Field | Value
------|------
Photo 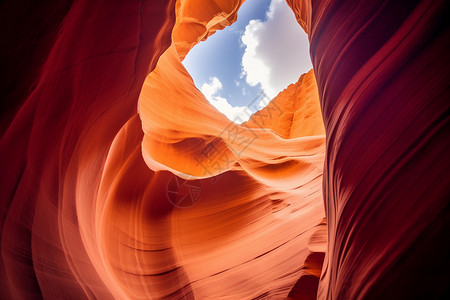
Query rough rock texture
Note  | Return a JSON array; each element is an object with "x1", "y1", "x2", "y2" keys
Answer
[{"x1": 1, "y1": 0, "x2": 449, "y2": 299}]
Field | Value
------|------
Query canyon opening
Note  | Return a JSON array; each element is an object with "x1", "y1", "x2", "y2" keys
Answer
[{"x1": 0, "y1": 0, "x2": 449, "y2": 299}]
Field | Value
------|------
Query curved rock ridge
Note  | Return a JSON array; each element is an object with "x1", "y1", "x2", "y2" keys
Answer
[
  {"x1": 288, "y1": 218, "x2": 327, "y2": 300},
  {"x1": 1, "y1": 0, "x2": 449, "y2": 299},
  {"x1": 1, "y1": 0, "x2": 328, "y2": 298},
  {"x1": 0, "y1": 0, "x2": 177, "y2": 299},
  {"x1": 105, "y1": 0, "x2": 327, "y2": 298},
  {"x1": 245, "y1": 69, "x2": 324, "y2": 139},
  {"x1": 173, "y1": 0, "x2": 245, "y2": 60},
  {"x1": 307, "y1": 0, "x2": 450, "y2": 299},
  {"x1": 139, "y1": 45, "x2": 325, "y2": 184}
]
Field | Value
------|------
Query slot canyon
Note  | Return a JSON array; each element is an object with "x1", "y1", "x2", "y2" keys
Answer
[{"x1": 0, "y1": 0, "x2": 449, "y2": 299}]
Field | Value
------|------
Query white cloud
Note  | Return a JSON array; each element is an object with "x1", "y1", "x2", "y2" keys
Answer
[
  {"x1": 241, "y1": 0, "x2": 312, "y2": 98},
  {"x1": 201, "y1": 76, "x2": 222, "y2": 99},
  {"x1": 259, "y1": 98, "x2": 269, "y2": 108},
  {"x1": 201, "y1": 77, "x2": 252, "y2": 123}
]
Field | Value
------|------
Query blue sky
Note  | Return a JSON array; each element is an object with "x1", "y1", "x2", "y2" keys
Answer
[{"x1": 182, "y1": 0, "x2": 312, "y2": 122}]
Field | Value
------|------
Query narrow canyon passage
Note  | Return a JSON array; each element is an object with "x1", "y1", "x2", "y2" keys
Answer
[
  {"x1": 0, "y1": 0, "x2": 448, "y2": 299},
  {"x1": 101, "y1": 1, "x2": 327, "y2": 298}
]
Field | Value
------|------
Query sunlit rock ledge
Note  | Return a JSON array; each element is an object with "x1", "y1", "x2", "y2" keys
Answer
[{"x1": 0, "y1": 0, "x2": 448, "y2": 299}]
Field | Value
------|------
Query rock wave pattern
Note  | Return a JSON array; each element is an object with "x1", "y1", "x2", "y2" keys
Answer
[{"x1": 0, "y1": 0, "x2": 449, "y2": 299}]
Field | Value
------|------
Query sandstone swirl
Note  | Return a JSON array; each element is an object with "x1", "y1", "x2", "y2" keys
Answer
[
  {"x1": 0, "y1": 0, "x2": 448, "y2": 299},
  {"x1": 308, "y1": 0, "x2": 450, "y2": 298},
  {"x1": 101, "y1": 1, "x2": 327, "y2": 297}
]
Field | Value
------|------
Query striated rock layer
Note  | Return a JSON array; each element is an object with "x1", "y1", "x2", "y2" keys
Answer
[
  {"x1": 0, "y1": 0, "x2": 177, "y2": 299},
  {"x1": 304, "y1": 0, "x2": 450, "y2": 298},
  {"x1": 1, "y1": 0, "x2": 326, "y2": 298},
  {"x1": 1, "y1": 0, "x2": 449, "y2": 299},
  {"x1": 245, "y1": 69, "x2": 324, "y2": 139},
  {"x1": 102, "y1": 0, "x2": 327, "y2": 297}
]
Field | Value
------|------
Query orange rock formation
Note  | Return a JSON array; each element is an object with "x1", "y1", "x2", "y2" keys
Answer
[
  {"x1": 100, "y1": 0, "x2": 327, "y2": 297},
  {"x1": 1, "y1": 0, "x2": 448, "y2": 299}
]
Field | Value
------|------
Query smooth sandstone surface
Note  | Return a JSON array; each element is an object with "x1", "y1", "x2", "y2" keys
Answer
[
  {"x1": 108, "y1": 0, "x2": 327, "y2": 297},
  {"x1": 311, "y1": 0, "x2": 450, "y2": 298},
  {"x1": 0, "y1": 0, "x2": 449, "y2": 299}
]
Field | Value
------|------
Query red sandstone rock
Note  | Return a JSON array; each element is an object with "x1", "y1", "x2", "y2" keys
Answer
[{"x1": 1, "y1": 0, "x2": 449, "y2": 299}]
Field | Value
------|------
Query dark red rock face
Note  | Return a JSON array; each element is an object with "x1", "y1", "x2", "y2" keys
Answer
[
  {"x1": 309, "y1": 0, "x2": 450, "y2": 298},
  {"x1": 0, "y1": 1, "x2": 176, "y2": 298},
  {"x1": 0, "y1": 0, "x2": 449, "y2": 299}
]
